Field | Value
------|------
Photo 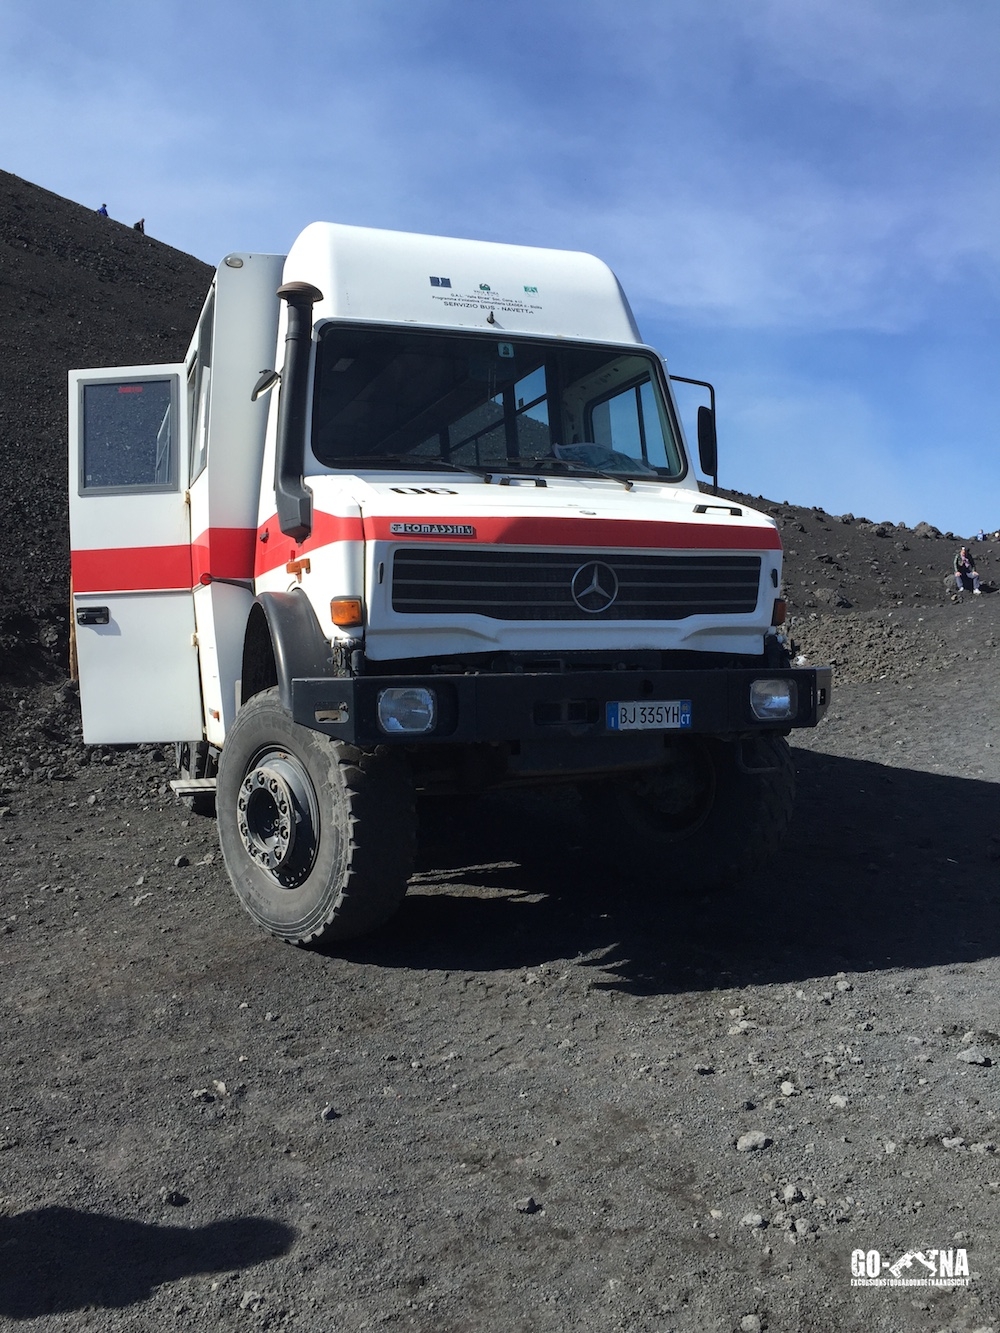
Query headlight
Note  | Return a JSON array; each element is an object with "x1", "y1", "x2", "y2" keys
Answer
[
  {"x1": 749, "y1": 678, "x2": 798, "y2": 721},
  {"x1": 377, "y1": 687, "x2": 437, "y2": 734}
]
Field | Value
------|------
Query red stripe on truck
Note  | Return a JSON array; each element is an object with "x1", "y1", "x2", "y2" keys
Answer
[
  {"x1": 255, "y1": 511, "x2": 365, "y2": 577},
  {"x1": 74, "y1": 529, "x2": 258, "y2": 592},
  {"x1": 71, "y1": 544, "x2": 193, "y2": 593},
  {"x1": 191, "y1": 527, "x2": 258, "y2": 583},
  {"x1": 72, "y1": 511, "x2": 781, "y2": 593}
]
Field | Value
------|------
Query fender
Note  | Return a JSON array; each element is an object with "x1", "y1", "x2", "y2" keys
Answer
[{"x1": 241, "y1": 590, "x2": 334, "y2": 714}]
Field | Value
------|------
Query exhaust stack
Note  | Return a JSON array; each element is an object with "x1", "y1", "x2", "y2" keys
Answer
[{"x1": 274, "y1": 281, "x2": 323, "y2": 541}]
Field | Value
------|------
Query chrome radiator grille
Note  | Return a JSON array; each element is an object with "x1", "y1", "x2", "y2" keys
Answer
[{"x1": 391, "y1": 548, "x2": 762, "y2": 620}]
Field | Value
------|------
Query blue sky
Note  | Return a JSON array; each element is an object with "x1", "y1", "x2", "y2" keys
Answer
[{"x1": 2, "y1": 0, "x2": 998, "y2": 534}]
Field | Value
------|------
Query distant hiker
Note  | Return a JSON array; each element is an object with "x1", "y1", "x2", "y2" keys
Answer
[
  {"x1": 132, "y1": 218, "x2": 144, "y2": 234},
  {"x1": 96, "y1": 203, "x2": 108, "y2": 217},
  {"x1": 978, "y1": 528, "x2": 986, "y2": 542},
  {"x1": 954, "y1": 547, "x2": 982, "y2": 596}
]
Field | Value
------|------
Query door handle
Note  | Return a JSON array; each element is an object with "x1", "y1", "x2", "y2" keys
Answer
[{"x1": 76, "y1": 606, "x2": 110, "y2": 625}]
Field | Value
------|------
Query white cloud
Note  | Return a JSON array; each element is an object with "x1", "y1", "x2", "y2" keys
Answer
[
  {"x1": 3, "y1": 0, "x2": 997, "y2": 332},
  {"x1": 507, "y1": 0, "x2": 1000, "y2": 332}
]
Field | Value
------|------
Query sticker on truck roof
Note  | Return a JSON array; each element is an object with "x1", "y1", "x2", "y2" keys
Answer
[{"x1": 429, "y1": 285, "x2": 543, "y2": 318}]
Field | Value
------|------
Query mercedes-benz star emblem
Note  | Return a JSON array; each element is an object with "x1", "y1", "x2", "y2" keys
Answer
[{"x1": 571, "y1": 560, "x2": 619, "y2": 613}]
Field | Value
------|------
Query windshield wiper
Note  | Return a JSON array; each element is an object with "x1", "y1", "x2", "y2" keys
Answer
[
  {"x1": 327, "y1": 453, "x2": 497, "y2": 482},
  {"x1": 329, "y1": 453, "x2": 578, "y2": 485},
  {"x1": 508, "y1": 456, "x2": 636, "y2": 492},
  {"x1": 326, "y1": 452, "x2": 643, "y2": 491}
]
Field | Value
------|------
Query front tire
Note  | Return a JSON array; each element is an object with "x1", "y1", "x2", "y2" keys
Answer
[
  {"x1": 217, "y1": 689, "x2": 415, "y2": 945},
  {"x1": 581, "y1": 733, "x2": 795, "y2": 890}
]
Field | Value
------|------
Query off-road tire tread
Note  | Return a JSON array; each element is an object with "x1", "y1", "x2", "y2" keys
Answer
[
  {"x1": 217, "y1": 690, "x2": 415, "y2": 946},
  {"x1": 316, "y1": 746, "x2": 416, "y2": 944},
  {"x1": 707, "y1": 732, "x2": 795, "y2": 886},
  {"x1": 583, "y1": 733, "x2": 795, "y2": 892}
]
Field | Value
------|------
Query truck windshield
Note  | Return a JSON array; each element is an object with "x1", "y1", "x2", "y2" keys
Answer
[{"x1": 311, "y1": 325, "x2": 685, "y2": 479}]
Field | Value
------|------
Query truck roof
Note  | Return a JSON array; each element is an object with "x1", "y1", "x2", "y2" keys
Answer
[{"x1": 282, "y1": 221, "x2": 643, "y2": 344}]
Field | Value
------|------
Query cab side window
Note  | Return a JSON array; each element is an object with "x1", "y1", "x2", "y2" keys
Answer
[
  {"x1": 189, "y1": 293, "x2": 214, "y2": 482},
  {"x1": 81, "y1": 379, "x2": 177, "y2": 491},
  {"x1": 588, "y1": 377, "x2": 676, "y2": 471}
]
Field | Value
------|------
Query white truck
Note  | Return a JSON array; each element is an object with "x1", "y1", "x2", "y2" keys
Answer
[{"x1": 69, "y1": 222, "x2": 830, "y2": 946}]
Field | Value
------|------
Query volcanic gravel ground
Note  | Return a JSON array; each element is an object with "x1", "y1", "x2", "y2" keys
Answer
[{"x1": 3, "y1": 171, "x2": 1000, "y2": 1331}]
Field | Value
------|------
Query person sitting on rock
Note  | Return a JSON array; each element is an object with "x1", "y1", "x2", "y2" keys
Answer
[{"x1": 954, "y1": 547, "x2": 982, "y2": 595}]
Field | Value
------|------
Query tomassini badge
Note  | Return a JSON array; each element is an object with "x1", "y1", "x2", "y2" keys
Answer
[
  {"x1": 389, "y1": 522, "x2": 476, "y2": 537},
  {"x1": 571, "y1": 560, "x2": 619, "y2": 613}
]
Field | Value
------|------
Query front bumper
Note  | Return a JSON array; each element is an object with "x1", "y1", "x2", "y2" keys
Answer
[{"x1": 291, "y1": 665, "x2": 831, "y2": 747}]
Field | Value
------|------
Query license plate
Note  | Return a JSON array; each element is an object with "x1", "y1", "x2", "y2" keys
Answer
[{"x1": 606, "y1": 700, "x2": 692, "y2": 731}]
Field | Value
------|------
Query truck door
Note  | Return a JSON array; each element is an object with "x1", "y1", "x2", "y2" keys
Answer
[{"x1": 68, "y1": 364, "x2": 204, "y2": 743}]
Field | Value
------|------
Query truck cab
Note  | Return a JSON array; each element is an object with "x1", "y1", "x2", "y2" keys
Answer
[{"x1": 70, "y1": 222, "x2": 830, "y2": 946}]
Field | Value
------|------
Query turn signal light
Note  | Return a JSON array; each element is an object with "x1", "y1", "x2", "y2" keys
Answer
[
  {"x1": 771, "y1": 599, "x2": 787, "y2": 625},
  {"x1": 330, "y1": 597, "x2": 363, "y2": 628}
]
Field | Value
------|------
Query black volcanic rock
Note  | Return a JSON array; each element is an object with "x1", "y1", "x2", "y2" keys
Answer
[
  {"x1": 0, "y1": 169, "x2": 212, "y2": 681},
  {"x1": 720, "y1": 489, "x2": 998, "y2": 682}
]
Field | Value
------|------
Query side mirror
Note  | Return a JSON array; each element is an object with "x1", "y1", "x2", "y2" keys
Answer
[
  {"x1": 251, "y1": 368, "x2": 280, "y2": 402},
  {"x1": 697, "y1": 404, "x2": 717, "y2": 481},
  {"x1": 669, "y1": 372, "x2": 719, "y2": 490}
]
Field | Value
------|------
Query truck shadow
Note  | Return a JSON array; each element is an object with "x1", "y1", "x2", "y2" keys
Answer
[
  {"x1": 339, "y1": 751, "x2": 1000, "y2": 993},
  {"x1": 0, "y1": 1208, "x2": 295, "y2": 1318}
]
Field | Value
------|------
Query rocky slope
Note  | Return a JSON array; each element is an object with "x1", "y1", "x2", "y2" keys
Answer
[
  {"x1": 0, "y1": 169, "x2": 211, "y2": 680},
  {"x1": 732, "y1": 493, "x2": 996, "y2": 685}
]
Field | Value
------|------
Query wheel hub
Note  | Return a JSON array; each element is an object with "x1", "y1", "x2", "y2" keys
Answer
[{"x1": 237, "y1": 764, "x2": 300, "y2": 871}]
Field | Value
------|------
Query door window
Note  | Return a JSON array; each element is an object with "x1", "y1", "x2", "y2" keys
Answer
[{"x1": 80, "y1": 378, "x2": 177, "y2": 492}]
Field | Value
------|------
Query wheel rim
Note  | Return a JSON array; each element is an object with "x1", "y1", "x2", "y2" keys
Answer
[{"x1": 237, "y1": 749, "x2": 320, "y2": 887}]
